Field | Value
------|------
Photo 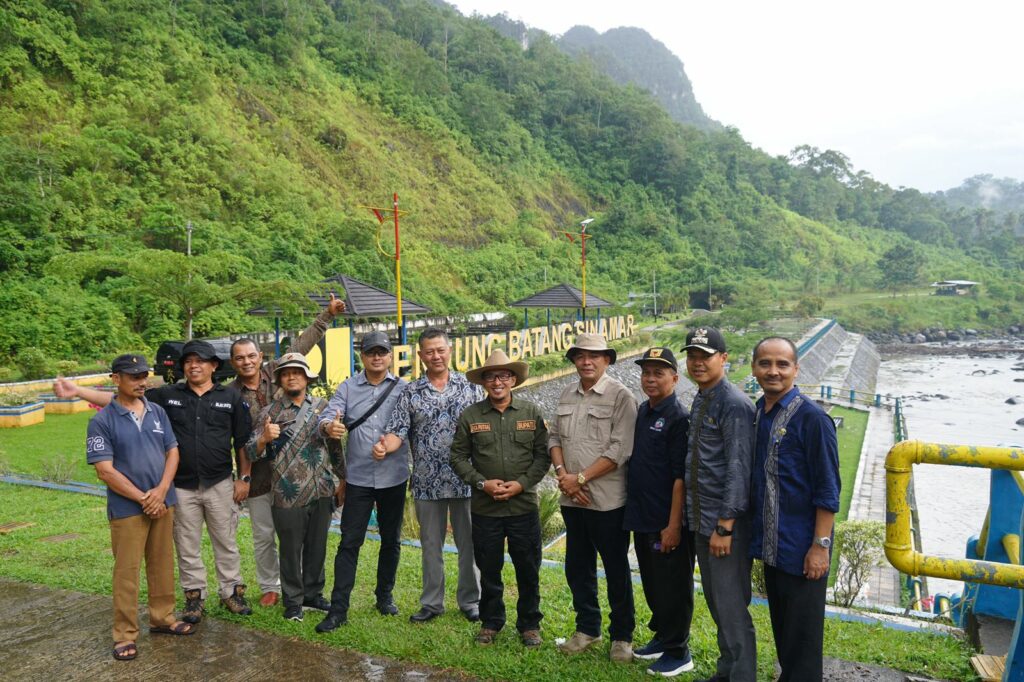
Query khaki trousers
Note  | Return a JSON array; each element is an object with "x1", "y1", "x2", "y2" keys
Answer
[
  {"x1": 109, "y1": 508, "x2": 176, "y2": 643},
  {"x1": 173, "y1": 477, "x2": 243, "y2": 599}
]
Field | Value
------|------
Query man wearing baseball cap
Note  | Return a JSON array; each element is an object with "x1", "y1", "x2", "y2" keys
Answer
[
  {"x1": 625, "y1": 347, "x2": 695, "y2": 676},
  {"x1": 682, "y1": 327, "x2": 757, "y2": 682},
  {"x1": 87, "y1": 354, "x2": 193, "y2": 661},
  {"x1": 316, "y1": 330, "x2": 410, "y2": 632},
  {"x1": 58, "y1": 339, "x2": 254, "y2": 622},
  {"x1": 549, "y1": 332, "x2": 638, "y2": 662},
  {"x1": 245, "y1": 353, "x2": 345, "y2": 622},
  {"x1": 450, "y1": 350, "x2": 550, "y2": 648}
]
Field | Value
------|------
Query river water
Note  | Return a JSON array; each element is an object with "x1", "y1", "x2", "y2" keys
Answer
[{"x1": 877, "y1": 343, "x2": 1024, "y2": 596}]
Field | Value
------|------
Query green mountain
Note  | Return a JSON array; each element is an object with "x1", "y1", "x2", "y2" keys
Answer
[{"x1": 1, "y1": 0, "x2": 1021, "y2": 367}]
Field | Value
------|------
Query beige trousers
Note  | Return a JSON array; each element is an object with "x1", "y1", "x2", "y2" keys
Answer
[
  {"x1": 173, "y1": 477, "x2": 243, "y2": 599},
  {"x1": 109, "y1": 508, "x2": 176, "y2": 643}
]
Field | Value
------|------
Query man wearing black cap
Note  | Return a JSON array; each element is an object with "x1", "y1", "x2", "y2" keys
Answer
[
  {"x1": 682, "y1": 327, "x2": 757, "y2": 682},
  {"x1": 87, "y1": 354, "x2": 193, "y2": 661},
  {"x1": 58, "y1": 339, "x2": 254, "y2": 622},
  {"x1": 245, "y1": 353, "x2": 346, "y2": 622},
  {"x1": 228, "y1": 293, "x2": 346, "y2": 609},
  {"x1": 625, "y1": 347, "x2": 695, "y2": 677},
  {"x1": 315, "y1": 330, "x2": 410, "y2": 632}
]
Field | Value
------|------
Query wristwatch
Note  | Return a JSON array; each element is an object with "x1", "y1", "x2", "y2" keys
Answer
[
  {"x1": 714, "y1": 524, "x2": 733, "y2": 537},
  {"x1": 240, "y1": 474, "x2": 252, "y2": 484},
  {"x1": 577, "y1": 472, "x2": 587, "y2": 486},
  {"x1": 476, "y1": 480, "x2": 486, "y2": 491},
  {"x1": 814, "y1": 536, "x2": 832, "y2": 549}
]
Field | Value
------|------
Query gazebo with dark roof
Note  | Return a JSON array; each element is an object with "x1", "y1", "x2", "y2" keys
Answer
[{"x1": 509, "y1": 283, "x2": 615, "y2": 327}]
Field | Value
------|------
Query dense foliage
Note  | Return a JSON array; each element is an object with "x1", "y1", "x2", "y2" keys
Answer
[{"x1": 1, "y1": 0, "x2": 1022, "y2": 364}]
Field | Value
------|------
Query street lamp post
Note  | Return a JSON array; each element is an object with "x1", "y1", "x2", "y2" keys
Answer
[{"x1": 565, "y1": 218, "x2": 594, "y2": 321}]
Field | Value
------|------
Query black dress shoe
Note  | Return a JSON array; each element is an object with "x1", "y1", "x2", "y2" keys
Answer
[
  {"x1": 375, "y1": 600, "x2": 399, "y2": 616},
  {"x1": 462, "y1": 607, "x2": 480, "y2": 622},
  {"x1": 303, "y1": 596, "x2": 331, "y2": 611},
  {"x1": 315, "y1": 612, "x2": 347, "y2": 633},
  {"x1": 409, "y1": 607, "x2": 441, "y2": 623}
]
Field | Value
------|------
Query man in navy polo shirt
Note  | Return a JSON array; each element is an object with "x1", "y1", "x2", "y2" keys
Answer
[
  {"x1": 625, "y1": 347, "x2": 694, "y2": 677},
  {"x1": 750, "y1": 337, "x2": 840, "y2": 681},
  {"x1": 59, "y1": 339, "x2": 253, "y2": 622},
  {"x1": 87, "y1": 354, "x2": 193, "y2": 662}
]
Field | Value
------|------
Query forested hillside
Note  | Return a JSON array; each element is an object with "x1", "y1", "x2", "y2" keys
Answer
[{"x1": 1, "y1": 0, "x2": 1022, "y2": 366}]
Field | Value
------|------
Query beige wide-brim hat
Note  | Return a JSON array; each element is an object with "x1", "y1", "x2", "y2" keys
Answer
[
  {"x1": 565, "y1": 332, "x2": 617, "y2": 364},
  {"x1": 466, "y1": 349, "x2": 529, "y2": 386},
  {"x1": 273, "y1": 352, "x2": 319, "y2": 381}
]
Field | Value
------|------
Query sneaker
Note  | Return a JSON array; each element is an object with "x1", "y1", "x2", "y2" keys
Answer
[
  {"x1": 302, "y1": 595, "x2": 331, "y2": 611},
  {"x1": 474, "y1": 627, "x2": 499, "y2": 645},
  {"x1": 375, "y1": 599, "x2": 399, "y2": 616},
  {"x1": 221, "y1": 584, "x2": 253, "y2": 616},
  {"x1": 283, "y1": 606, "x2": 304, "y2": 622},
  {"x1": 610, "y1": 640, "x2": 633, "y2": 663},
  {"x1": 182, "y1": 589, "x2": 205, "y2": 624},
  {"x1": 259, "y1": 592, "x2": 280, "y2": 607},
  {"x1": 558, "y1": 631, "x2": 602, "y2": 654},
  {"x1": 634, "y1": 638, "x2": 666, "y2": 660},
  {"x1": 647, "y1": 652, "x2": 695, "y2": 677},
  {"x1": 520, "y1": 629, "x2": 542, "y2": 648}
]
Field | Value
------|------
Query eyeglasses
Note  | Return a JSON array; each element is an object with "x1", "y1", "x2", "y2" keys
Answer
[
  {"x1": 482, "y1": 373, "x2": 515, "y2": 383},
  {"x1": 362, "y1": 348, "x2": 391, "y2": 357}
]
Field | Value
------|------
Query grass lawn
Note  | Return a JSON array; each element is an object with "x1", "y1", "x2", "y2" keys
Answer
[
  {"x1": 832, "y1": 406, "x2": 868, "y2": 523},
  {"x1": 0, "y1": 411, "x2": 96, "y2": 482},
  {"x1": 0, "y1": 484, "x2": 976, "y2": 681}
]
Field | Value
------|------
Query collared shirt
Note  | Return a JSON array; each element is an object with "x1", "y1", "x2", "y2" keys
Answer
[
  {"x1": 246, "y1": 395, "x2": 344, "y2": 508},
  {"x1": 749, "y1": 387, "x2": 841, "y2": 576},
  {"x1": 145, "y1": 382, "x2": 251, "y2": 490},
  {"x1": 86, "y1": 397, "x2": 178, "y2": 520},
  {"x1": 320, "y1": 371, "x2": 409, "y2": 489},
  {"x1": 450, "y1": 396, "x2": 550, "y2": 517},
  {"x1": 624, "y1": 395, "x2": 689, "y2": 533},
  {"x1": 229, "y1": 309, "x2": 334, "y2": 497},
  {"x1": 384, "y1": 371, "x2": 484, "y2": 500},
  {"x1": 685, "y1": 377, "x2": 756, "y2": 536},
  {"x1": 548, "y1": 373, "x2": 637, "y2": 512}
]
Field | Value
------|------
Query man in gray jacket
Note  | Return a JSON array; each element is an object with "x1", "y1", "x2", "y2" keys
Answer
[{"x1": 683, "y1": 327, "x2": 757, "y2": 682}]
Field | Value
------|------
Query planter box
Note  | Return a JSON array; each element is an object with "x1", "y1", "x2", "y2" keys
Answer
[
  {"x1": 0, "y1": 401, "x2": 45, "y2": 428},
  {"x1": 39, "y1": 394, "x2": 93, "y2": 415}
]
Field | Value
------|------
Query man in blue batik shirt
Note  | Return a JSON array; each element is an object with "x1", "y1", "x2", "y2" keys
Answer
[
  {"x1": 749, "y1": 337, "x2": 841, "y2": 682},
  {"x1": 375, "y1": 328, "x2": 483, "y2": 623}
]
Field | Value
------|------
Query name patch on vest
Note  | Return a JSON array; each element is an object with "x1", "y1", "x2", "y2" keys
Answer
[
  {"x1": 516, "y1": 420, "x2": 536, "y2": 431},
  {"x1": 470, "y1": 423, "x2": 491, "y2": 433}
]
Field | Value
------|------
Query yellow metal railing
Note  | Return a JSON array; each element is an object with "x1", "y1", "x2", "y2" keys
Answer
[{"x1": 885, "y1": 440, "x2": 1024, "y2": 588}]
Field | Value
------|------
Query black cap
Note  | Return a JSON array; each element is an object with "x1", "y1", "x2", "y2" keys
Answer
[
  {"x1": 179, "y1": 339, "x2": 221, "y2": 368},
  {"x1": 634, "y1": 347, "x2": 678, "y2": 371},
  {"x1": 681, "y1": 327, "x2": 727, "y2": 355},
  {"x1": 111, "y1": 354, "x2": 151, "y2": 375},
  {"x1": 360, "y1": 330, "x2": 392, "y2": 353}
]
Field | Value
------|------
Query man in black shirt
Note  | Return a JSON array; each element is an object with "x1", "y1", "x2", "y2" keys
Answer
[{"x1": 57, "y1": 340, "x2": 254, "y2": 623}]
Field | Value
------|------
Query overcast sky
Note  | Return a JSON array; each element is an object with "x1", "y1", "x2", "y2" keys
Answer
[{"x1": 452, "y1": 0, "x2": 1024, "y2": 193}]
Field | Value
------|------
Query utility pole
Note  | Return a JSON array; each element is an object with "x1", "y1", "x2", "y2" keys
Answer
[{"x1": 186, "y1": 220, "x2": 193, "y2": 340}]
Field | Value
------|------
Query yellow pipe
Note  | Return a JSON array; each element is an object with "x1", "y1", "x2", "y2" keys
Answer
[
  {"x1": 1004, "y1": 534, "x2": 1021, "y2": 565},
  {"x1": 885, "y1": 440, "x2": 1024, "y2": 588}
]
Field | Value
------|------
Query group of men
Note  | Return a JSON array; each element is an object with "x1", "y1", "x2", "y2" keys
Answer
[{"x1": 73, "y1": 312, "x2": 840, "y2": 681}]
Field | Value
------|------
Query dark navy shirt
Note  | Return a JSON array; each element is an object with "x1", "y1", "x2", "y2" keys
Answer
[
  {"x1": 145, "y1": 383, "x2": 251, "y2": 490},
  {"x1": 624, "y1": 395, "x2": 689, "y2": 533},
  {"x1": 749, "y1": 387, "x2": 841, "y2": 576},
  {"x1": 86, "y1": 398, "x2": 178, "y2": 520}
]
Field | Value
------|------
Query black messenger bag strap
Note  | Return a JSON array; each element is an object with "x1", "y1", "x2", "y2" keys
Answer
[{"x1": 343, "y1": 379, "x2": 398, "y2": 433}]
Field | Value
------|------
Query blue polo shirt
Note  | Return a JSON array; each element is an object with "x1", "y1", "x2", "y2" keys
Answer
[
  {"x1": 86, "y1": 397, "x2": 178, "y2": 520},
  {"x1": 749, "y1": 387, "x2": 841, "y2": 576},
  {"x1": 624, "y1": 395, "x2": 689, "y2": 533}
]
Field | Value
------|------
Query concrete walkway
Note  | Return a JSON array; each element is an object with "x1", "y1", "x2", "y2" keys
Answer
[
  {"x1": 848, "y1": 405, "x2": 903, "y2": 606},
  {"x1": 0, "y1": 579, "x2": 469, "y2": 681}
]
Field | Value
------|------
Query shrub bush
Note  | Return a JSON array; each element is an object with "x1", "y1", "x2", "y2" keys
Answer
[
  {"x1": 832, "y1": 519, "x2": 886, "y2": 607},
  {"x1": 15, "y1": 347, "x2": 51, "y2": 381}
]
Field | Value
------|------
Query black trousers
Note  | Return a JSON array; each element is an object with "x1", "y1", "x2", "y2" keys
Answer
[
  {"x1": 271, "y1": 496, "x2": 333, "y2": 609},
  {"x1": 764, "y1": 563, "x2": 827, "y2": 681},
  {"x1": 327, "y1": 481, "x2": 406, "y2": 616},
  {"x1": 634, "y1": 529, "x2": 695, "y2": 658},
  {"x1": 472, "y1": 511, "x2": 542, "y2": 632},
  {"x1": 561, "y1": 505, "x2": 635, "y2": 641}
]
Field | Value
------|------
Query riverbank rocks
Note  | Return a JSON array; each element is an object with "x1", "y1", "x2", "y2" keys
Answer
[
  {"x1": 1007, "y1": 397, "x2": 1022, "y2": 405},
  {"x1": 1016, "y1": 417, "x2": 1024, "y2": 426}
]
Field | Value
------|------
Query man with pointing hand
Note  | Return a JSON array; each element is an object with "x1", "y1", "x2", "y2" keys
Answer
[{"x1": 316, "y1": 331, "x2": 409, "y2": 632}]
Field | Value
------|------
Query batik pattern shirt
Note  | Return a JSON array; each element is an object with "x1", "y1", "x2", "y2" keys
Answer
[{"x1": 384, "y1": 371, "x2": 484, "y2": 500}]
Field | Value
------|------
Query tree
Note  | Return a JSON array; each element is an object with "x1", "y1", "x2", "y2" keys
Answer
[{"x1": 878, "y1": 243, "x2": 925, "y2": 297}]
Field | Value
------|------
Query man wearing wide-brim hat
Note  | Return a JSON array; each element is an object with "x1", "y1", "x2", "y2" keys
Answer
[
  {"x1": 450, "y1": 350, "x2": 550, "y2": 648},
  {"x1": 548, "y1": 332, "x2": 638, "y2": 662},
  {"x1": 245, "y1": 352, "x2": 345, "y2": 622}
]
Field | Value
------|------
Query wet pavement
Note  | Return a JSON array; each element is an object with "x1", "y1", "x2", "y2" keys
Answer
[{"x1": 0, "y1": 579, "x2": 472, "y2": 681}]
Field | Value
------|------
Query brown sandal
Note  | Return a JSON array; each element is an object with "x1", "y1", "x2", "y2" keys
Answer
[
  {"x1": 113, "y1": 642, "x2": 137, "y2": 660},
  {"x1": 149, "y1": 621, "x2": 196, "y2": 636}
]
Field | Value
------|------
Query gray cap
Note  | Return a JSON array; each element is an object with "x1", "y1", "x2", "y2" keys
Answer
[{"x1": 360, "y1": 330, "x2": 392, "y2": 353}]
